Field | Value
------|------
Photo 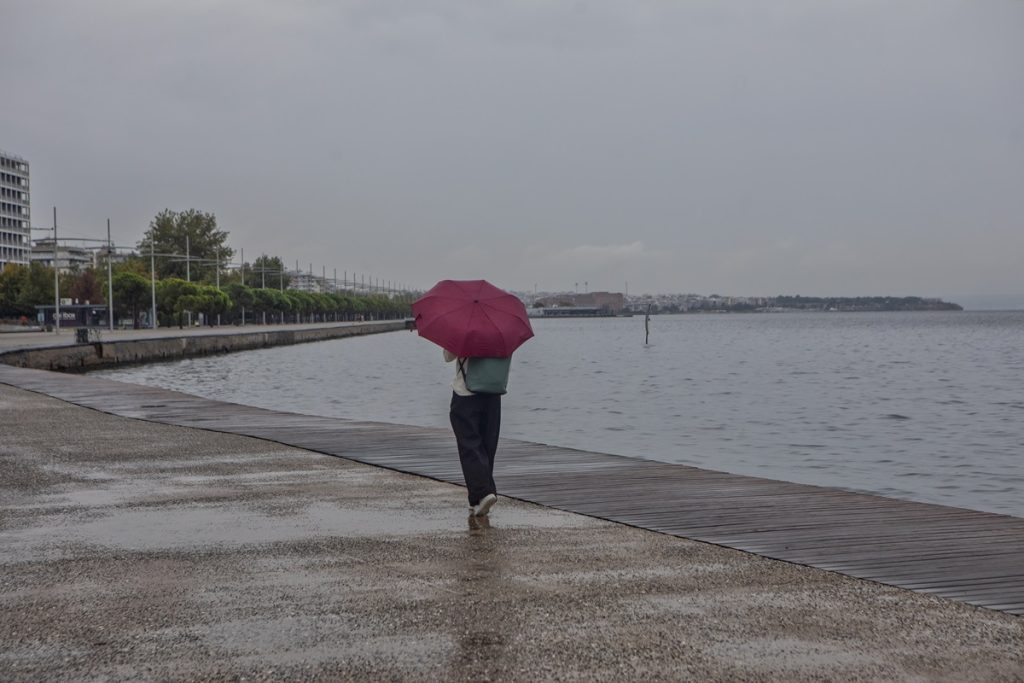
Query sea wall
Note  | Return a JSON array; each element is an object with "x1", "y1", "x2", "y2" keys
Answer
[{"x1": 0, "y1": 321, "x2": 407, "y2": 372}]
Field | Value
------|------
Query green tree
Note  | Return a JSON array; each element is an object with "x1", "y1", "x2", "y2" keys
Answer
[
  {"x1": 225, "y1": 282, "x2": 255, "y2": 324},
  {"x1": 183, "y1": 286, "x2": 231, "y2": 325},
  {"x1": 113, "y1": 271, "x2": 151, "y2": 328},
  {"x1": 17, "y1": 263, "x2": 56, "y2": 313},
  {"x1": 266, "y1": 289, "x2": 292, "y2": 323},
  {"x1": 68, "y1": 268, "x2": 105, "y2": 304},
  {"x1": 156, "y1": 278, "x2": 200, "y2": 326},
  {"x1": 244, "y1": 255, "x2": 290, "y2": 290},
  {"x1": 283, "y1": 291, "x2": 303, "y2": 323},
  {"x1": 251, "y1": 288, "x2": 278, "y2": 324},
  {"x1": 0, "y1": 264, "x2": 28, "y2": 317},
  {"x1": 138, "y1": 209, "x2": 233, "y2": 282},
  {"x1": 288, "y1": 291, "x2": 315, "y2": 323}
]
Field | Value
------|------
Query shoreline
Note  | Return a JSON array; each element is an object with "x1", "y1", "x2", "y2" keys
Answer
[{"x1": 0, "y1": 320, "x2": 407, "y2": 372}]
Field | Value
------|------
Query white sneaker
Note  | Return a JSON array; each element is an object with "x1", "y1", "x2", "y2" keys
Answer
[{"x1": 472, "y1": 493, "x2": 497, "y2": 517}]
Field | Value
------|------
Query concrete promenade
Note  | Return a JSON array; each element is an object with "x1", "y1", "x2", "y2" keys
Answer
[{"x1": 2, "y1": 382, "x2": 1023, "y2": 680}]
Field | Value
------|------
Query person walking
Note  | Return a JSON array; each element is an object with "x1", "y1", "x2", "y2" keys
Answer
[
  {"x1": 411, "y1": 279, "x2": 534, "y2": 517},
  {"x1": 445, "y1": 350, "x2": 501, "y2": 517}
]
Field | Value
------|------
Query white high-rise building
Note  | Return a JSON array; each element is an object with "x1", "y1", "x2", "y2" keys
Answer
[{"x1": 0, "y1": 149, "x2": 31, "y2": 270}]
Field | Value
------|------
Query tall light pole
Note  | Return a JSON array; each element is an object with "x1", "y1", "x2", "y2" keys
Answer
[
  {"x1": 215, "y1": 247, "x2": 221, "y2": 327},
  {"x1": 185, "y1": 233, "x2": 191, "y2": 326},
  {"x1": 240, "y1": 247, "x2": 246, "y2": 326},
  {"x1": 150, "y1": 239, "x2": 157, "y2": 329},
  {"x1": 106, "y1": 219, "x2": 114, "y2": 331},
  {"x1": 53, "y1": 207, "x2": 60, "y2": 334}
]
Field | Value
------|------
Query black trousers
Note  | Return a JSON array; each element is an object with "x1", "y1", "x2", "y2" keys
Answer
[{"x1": 449, "y1": 392, "x2": 501, "y2": 506}]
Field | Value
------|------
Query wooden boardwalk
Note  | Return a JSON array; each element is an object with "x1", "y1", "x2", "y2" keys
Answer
[{"x1": 3, "y1": 363, "x2": 1023, "y2": 616}]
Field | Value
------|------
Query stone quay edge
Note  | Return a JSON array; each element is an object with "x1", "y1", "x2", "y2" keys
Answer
[{"x1": 0, "y1": 320, "x2": 408, "y2": 372}]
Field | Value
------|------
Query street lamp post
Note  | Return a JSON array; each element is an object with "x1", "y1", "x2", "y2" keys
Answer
[
  {"x1": 185, "y1": 234, "x2": 191, "y2": 327},
  {"x1": 215, "y1": 248, "x2": 221, "y2": 327},
  {"x1": 107, "y1": 219, "x2": 114, "y2": 331},
  {"x1": 53, "y1": 207, "x2": 60, "y2": 334},
  {"x1": 150, "y1": 240, "x2": 157, "y2": 329}
]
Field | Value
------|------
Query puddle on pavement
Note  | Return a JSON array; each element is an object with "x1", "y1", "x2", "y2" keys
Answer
[{"x1": 1, "y1": 498, "x2": 602, "y2": 557}]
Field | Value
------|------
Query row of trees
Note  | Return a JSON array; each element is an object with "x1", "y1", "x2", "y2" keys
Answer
[
  {"x1": 0, "y1": 263, "x2": 410, "y2": 327},
  {"x1": 1, "y1": 209, "x2": 412, "y2": 326},
  {"x1": 0, "y1": 263, "x2": 109, "y2": 319},
  {"x1": 150, "y1": 278, "x2": 409, "y2": 326}
]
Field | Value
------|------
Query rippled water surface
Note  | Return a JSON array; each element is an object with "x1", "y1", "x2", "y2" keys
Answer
[{"x1": 96, "y1": 311, "x2": 1024, "y2": 517}]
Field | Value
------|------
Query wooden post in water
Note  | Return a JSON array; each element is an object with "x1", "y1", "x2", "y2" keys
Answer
[{"x1": 645, "y1": 304, "x2": 651, "y2": 345}]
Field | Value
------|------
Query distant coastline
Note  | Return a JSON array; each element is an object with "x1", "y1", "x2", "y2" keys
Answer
[
  {"x1": 529, "y1": 292, "x2": 963, "y2": 317},
  {"x1": 701, "y1": 295, "x2": 963, "y2": 314},
  {"x1": 628, "y1": 295, "x2": 963, "y2": 314}
]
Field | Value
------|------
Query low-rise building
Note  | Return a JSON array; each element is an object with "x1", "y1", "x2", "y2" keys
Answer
[
  {"x1": 535, "y1": 291, "x2": 625, "y2": 313},
  {"x1": 31, "y1": 239, "x2": 93, "y2": 272},
  {"x1": 287, "y1": 270, "x2": 324, "y2": 293},
  {"x1": 30, "y1": 240, "x2": 93, "y2": 272}
]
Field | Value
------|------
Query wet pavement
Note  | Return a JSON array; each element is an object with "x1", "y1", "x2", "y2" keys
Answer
[{"x1": 1, "y1": 383, "x2": 1023, "y2": 681}]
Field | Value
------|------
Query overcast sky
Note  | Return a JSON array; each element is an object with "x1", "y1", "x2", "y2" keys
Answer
[{"x1": 3, "y1": 0, "x2": 1022, "y2": 305}]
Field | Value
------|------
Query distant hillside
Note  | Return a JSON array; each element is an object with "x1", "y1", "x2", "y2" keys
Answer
[{"x1": 770, "y1": 296, "x2": 962, "y2": 312}]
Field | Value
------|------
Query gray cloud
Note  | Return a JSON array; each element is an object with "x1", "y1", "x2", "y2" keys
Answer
[{"x1": 3, "y1": 0, "x2": 1022, "y2": 303}]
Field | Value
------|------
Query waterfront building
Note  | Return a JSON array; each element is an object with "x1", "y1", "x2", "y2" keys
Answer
[
  {"x1": 0, "y1": 149, "x2": 31, "y2": 270},
  {"x1": 287, "y1": 270, "x2": 324, "y2": 293},
  {"x1": 534, "y1": 291, "x2": 625, "y2": 313},
  {"x1": 571, "y1": 291, "x2": 625, "y2": 313},
  {"x1": 531, "y1": 306, "x2": 616, "y2": 318},
  {"x1": 31, "y1": 239, "x2": 93, "y2": 272},
  {"x1": 92, "y1": 247, "x2": 136, "y2": 270}
]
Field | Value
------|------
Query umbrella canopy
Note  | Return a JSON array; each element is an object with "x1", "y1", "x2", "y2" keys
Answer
[{"x1": 412, "y1": 280, "x2": 534, "y2": 358}]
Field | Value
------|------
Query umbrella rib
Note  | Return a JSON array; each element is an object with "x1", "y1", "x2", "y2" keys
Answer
[
  {"x1": 476, "y1": 303, "x2": 522, "y2": 356},
  {"x1": 423, "y1": 303, "x2": 472, "y2": 325}
]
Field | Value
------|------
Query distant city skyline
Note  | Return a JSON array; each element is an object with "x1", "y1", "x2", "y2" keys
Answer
[{"x1": 2, "y1": 1, "x2": 1021, "y2": 309}]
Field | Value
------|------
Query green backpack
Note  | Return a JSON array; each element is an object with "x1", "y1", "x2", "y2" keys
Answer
[{"x1": 459, "y1": 357, "x2": 512, "y2": 395}]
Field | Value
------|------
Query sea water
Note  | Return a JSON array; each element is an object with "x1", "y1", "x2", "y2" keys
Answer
[{"x1": 95, "y1": 311, "x2": 1024, "y2": 518}]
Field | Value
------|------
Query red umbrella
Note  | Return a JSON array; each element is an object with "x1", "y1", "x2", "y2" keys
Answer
[{"x1": 412, "y1": 280, "x2": 534, "y2": 358}]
